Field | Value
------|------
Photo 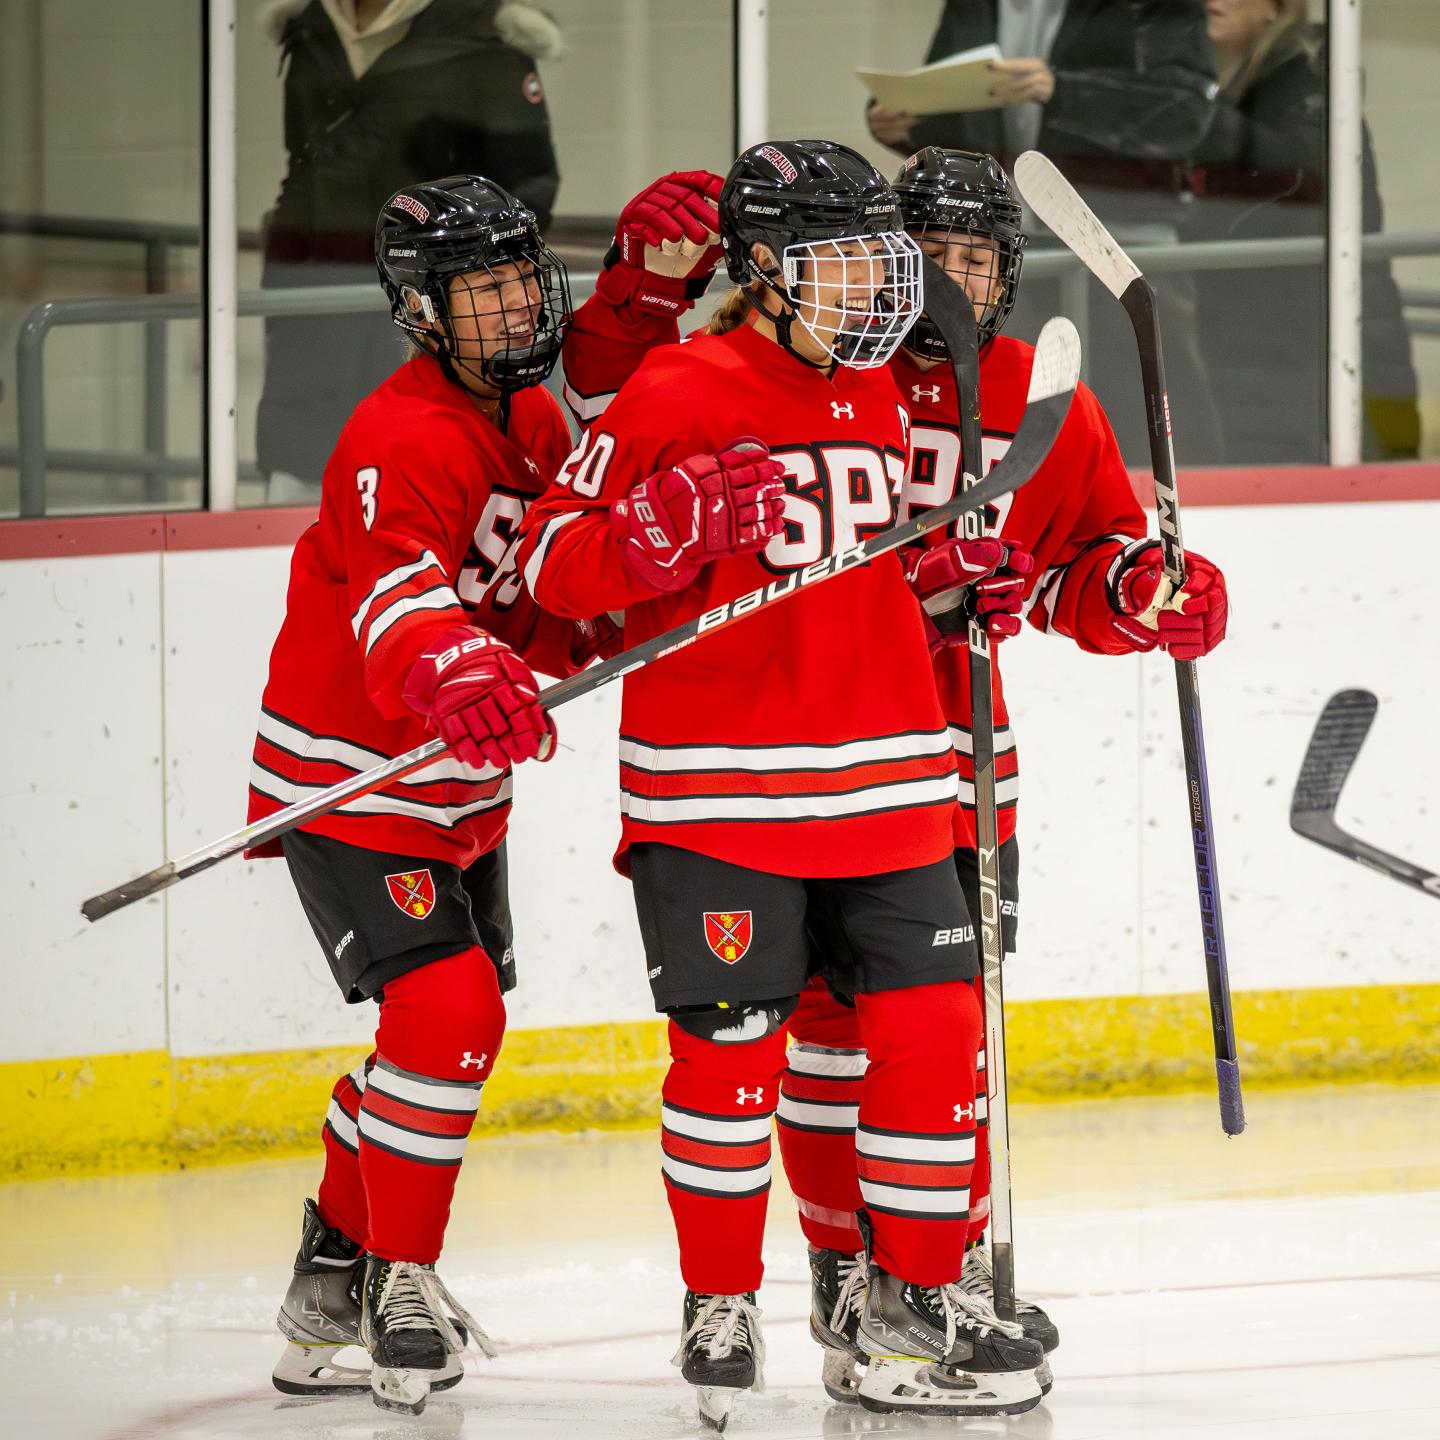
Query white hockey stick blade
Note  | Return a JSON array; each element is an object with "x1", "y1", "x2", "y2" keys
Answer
[
  {"x1": 1027, "y1": 314, "x2": 1081, "y2": 403},
  {"x1": 1014, "y1": 151, "x2": 1141, "y2": 300}
]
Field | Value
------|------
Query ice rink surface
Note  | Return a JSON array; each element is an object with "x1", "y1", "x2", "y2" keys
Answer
[{"x1": 4, "y1": 1082, "x2": 1438, "y2": 1440}]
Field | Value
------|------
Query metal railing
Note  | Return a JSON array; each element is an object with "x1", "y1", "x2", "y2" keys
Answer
[{"x1": 7, "y1": 231, "x2": 1440, "y2": 516}]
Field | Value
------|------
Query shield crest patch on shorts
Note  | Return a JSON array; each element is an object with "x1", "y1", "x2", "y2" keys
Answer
[
  {"x1": 386, "y1": 869, "x2": 436, "y2": 920},
  {"x1": 703, "y1": 911, "x2": 753, "y2": 964}
]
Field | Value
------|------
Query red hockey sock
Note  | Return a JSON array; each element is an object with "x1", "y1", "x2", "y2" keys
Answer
[
  {"x1": 358, "y1": 947, "x2": 505, "y2": 1264},
  {"x1": 966, "y1": 976, "x2": 992, "y2": 1248},
  {"x1": 854, "y1": 980, "x2": 981, "y2": 1287},
  {"x1": 777, "y1": 980, "x2": 865, "y2": 1253},
  {"x1": 661, "y1": 1021, "x2": 788, "y2": 1295},
  {"x1": 315, "y1": 1056, "x2": 372, "y2": 1244}
]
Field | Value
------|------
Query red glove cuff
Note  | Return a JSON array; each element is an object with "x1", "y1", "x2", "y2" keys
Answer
[{"x1": 594, "y1": 248, "x2": 716, "y2": 317}]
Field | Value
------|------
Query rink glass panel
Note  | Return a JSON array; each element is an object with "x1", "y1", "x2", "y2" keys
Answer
[
  {"x1": 233, "y1": 0, "x2": 735, "y2": 508},
  {"x1": 0, "y1": 3, "x2": 203, "y2": 518},
  {"x1": 1363, "y1": 0, "x2": 1438, "y2": 461}
]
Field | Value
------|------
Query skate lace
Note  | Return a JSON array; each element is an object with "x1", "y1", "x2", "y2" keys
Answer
[
  {"x1": 931, "y1": 1277, "x2": 1027, "y2": 1344},
  {"x1": 828, "y1": 1253, "x2": 867, "y2": 1337},
  {"x1": 671, "y1": 1293, "x2": 767, "y2": 1393},
  {"x1": 959, "y1": 1245, "x2": 1038, "y2": 1320},
  {"x1": 378, "y1": 1262, "x2": 499, "y2": 1360}
]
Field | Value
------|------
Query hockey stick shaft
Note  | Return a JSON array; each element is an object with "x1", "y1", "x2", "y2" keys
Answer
[
  {"x1": 1014, "y1": 151, "x2": 1244, "y2": 1136},
  {"x1": 82, "y1": 320, "x2": 1080, "y2": 923},
  {"x1": 919, "y1": 255, "x2": 1018, "y2": 1319}
]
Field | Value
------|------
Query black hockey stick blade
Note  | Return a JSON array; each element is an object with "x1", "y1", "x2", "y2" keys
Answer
[
  {"x1": 84, "y1": 320, "x2": 1081, "y2": 923},
  {"x1": 1292, "y1": 688, "x2": 1377, "y2": 820},
  {"x1": 1291, "y1": 690, "x2": 1440, "y2": 899}
]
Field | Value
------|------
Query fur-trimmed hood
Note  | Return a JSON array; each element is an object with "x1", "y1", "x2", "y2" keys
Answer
[{"x1": 257, "y1": 1, "x2": 563, "y2": 60}]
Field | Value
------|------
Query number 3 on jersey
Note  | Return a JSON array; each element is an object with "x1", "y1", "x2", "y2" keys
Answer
[
  {"x1": 356, "y1": 466, "x2": 380, "y2": 530},
  {"x1": 905, "y1": 425, "x2": 1014, "y2": 537}
]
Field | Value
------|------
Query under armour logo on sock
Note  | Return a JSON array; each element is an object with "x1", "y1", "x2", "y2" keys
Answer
[
  {"x1": 954, "y1": 1101, "x2": 975, "y2": 1123},
  {"x1": 460, "y1": 1051, "x2": 488, "y2": 1070},
  {"x1": 737, "y1": 1087, "x2": 764, "y2": 1105},
  {"x1": 911, "y1": 384, "x2": 941, "y2": 403},
  {"x1": 830, "y1": 401, "x2": 854, "y2": 420}
]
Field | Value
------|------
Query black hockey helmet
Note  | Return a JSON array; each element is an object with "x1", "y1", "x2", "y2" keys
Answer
[
  {"x1": 718, "y1": 140, "x2": 921, "y2": 369},
  {"x1": 892, "y1": 147, "x2": 1027, "y2": 357},
  {"x1": 375, "y1": 175, "x2": 571, "y2": 393}
]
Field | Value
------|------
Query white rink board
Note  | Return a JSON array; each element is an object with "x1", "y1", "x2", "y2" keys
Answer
[{"x1": 2, "y1": 500, "x2": 1438, "y2": 1065}]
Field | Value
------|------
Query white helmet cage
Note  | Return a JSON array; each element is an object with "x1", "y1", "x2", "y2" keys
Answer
[{"x1": 778, "y1": 229, "x2": 924, "y2": 370}]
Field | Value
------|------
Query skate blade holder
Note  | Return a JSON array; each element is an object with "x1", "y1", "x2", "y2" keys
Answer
[
  {"x1": 856, "y1": 1355, "x2": 1044, "y2": 1417},
  {"x1": 697, "y1": 1383, "x2": 751, "y2": 1433}
]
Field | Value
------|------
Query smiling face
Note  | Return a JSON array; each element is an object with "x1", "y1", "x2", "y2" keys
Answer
[
  {"x1": 442, "y1": 261, "x2": 544, "y2": 390},
  {"x1": 750, "y1": 231, "x2": 922, "y2": 369}
]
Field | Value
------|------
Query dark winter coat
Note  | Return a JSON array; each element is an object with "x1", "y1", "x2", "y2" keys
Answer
[
  {"x1": 257, "y1": 0, "x2": 561, "y2": 487},
  {"x1": 268, "y1": 0, "x2": 559, "y2": 254},
  {"x1": 1185, "y1": 32, "x2": 1419, "y2": 460},
  {"x1": 906, "y1": 0, "x2": 1220, "y2": 169}
]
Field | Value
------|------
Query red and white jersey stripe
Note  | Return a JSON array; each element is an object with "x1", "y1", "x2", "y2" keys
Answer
[
  {"x1": 323, "y1": 1058, "x2": 371, "y2": 1156},
  {"x1": 618, "y1": 730, "x2": 959, "y2": 840},
  {"x1": 660, "y1": 1100, "x2": 775, "y2": 1200},
  {"x1": 856, "y1": 1121, "x2": 975, "y2": 1221},
  {"x1": 357, "y1": 1058, "x2": 484, "y2": 1168},
  {"x1": 251, "y1": 706, "x2": 513, "y2": 832},
  {"x1": 777, "y1": 1044, "x2": 868, "y2": 1135}
]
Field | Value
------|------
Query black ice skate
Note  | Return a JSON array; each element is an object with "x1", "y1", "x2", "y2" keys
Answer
[
  {"x1": 271, "y1": 1199, "x2": 472, "y2": 1398},
  {"x1": 359, "y1": 1252, "x2": 494, "y2": 1415},
  {"x1": 673, "y1": 1290, "x2": 765, "y2": 1433},
  {"x1": 959, "y1": 1242, "x2": 1059, "y2": 1392},
  {"x1": 272, "y1": 1198, "x2": 374, "y2": 1395},
  {"x1": 807, "y1": 1246, "x2": 869, "y2": 1402},
  {"x1": 856, "y1": 1263, "x2": 1045, "y2": 1416}
]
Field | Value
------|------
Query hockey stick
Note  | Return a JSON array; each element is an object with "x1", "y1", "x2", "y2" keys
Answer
[
  {"x1": 1291, "y1": 689, "x2": 1440, "y2": 898},
  {"x1": 918, "y1": 255, "x2": 1020, "y2": 1320},
  {"x1": 81, "y1": 315, "x2": 1080, "y2": 923},
  {"x1": 1014, "y1": 151, "x2": 1245, "y2": 1137}
]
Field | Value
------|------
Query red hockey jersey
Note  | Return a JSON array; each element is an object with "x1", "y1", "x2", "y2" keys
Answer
[
  {"x1": 247, "y1": 353, "x2": 588, "y2": 867},
  {"x1": 516, "y1": 321, "x2": 958, "y2": 879},
  {"x1": 893, "y1": 340, "x2": 1147, "y2": 848}
]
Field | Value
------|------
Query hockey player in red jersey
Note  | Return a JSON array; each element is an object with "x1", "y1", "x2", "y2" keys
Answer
[
  {"x1": 251, "y1": 175, "x2": 611, "y2": 1416},
  {"x1": 514, "y1": 140, "x2": 1046, "y2": 1427},
  {"x1": 774, "y1": 149, "x2": 1231, "y2": 1408}
]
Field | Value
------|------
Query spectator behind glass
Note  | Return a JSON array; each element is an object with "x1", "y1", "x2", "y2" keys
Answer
[
  {"x1": 1188, "y1": 0, "x2": 1419, "y2": 461},
  {"x1": 866, "y1": 1, "x2": 1226, "y2": 466},
  {"x1": 256, "y1": 0, "x2": 562, "y2": 500}
]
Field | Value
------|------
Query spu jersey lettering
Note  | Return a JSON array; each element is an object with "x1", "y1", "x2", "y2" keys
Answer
[
  {"x1": 904, "y1": 424, "x2": 1015, "y2": 538},
  {"x1": 760, "y1": 441, "x2": 907, "y2": 573},
  {"x1": 458, "y1": 485, "x2": 530, "y2": 608}
]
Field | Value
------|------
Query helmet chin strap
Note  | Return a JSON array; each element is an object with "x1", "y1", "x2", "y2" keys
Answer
[{"x1": 742, "y1": 263, "x2": 834, "y2": 372}]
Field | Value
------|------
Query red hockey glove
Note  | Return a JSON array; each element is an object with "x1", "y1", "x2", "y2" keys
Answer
[
  {"x1": 903, "y1": 537, "x2": 1036, "y2": 643},
  {"x1": 1109, "y1": 541, "x2": 1228, "y2": 660},
  {"x1": 609, "y1": 439, "x2": 787, "y2": 594},
  {"x1": 593, "y1": 171, "x2": 725, "y2": 317},
  {"x1": 402, "y1": 625, "x2": 556, "y2": 769},
  {"x1": 568, "y1": 611, "x2": 623, "y2": 668}
]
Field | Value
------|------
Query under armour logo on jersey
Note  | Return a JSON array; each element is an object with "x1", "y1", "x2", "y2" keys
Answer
[
  {"x1": 460, "y1": 1051, "x2": 488, "y2": 1071},
  {"x1": 830, "y1": 401, "x2": 854, "y2": 420},
  {"x1": 911, "y1": 384, "x2": 941, "y2": 403},
  {"x1": 954, "y1": 1101, "x2": 975, "y2": 1123},
  {"x1": 524, "y1": 457, "x2": 540, "y2": 475},
  {"x1": 737, "y1": 1087, "x2": 764, "y2": 1105}
]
